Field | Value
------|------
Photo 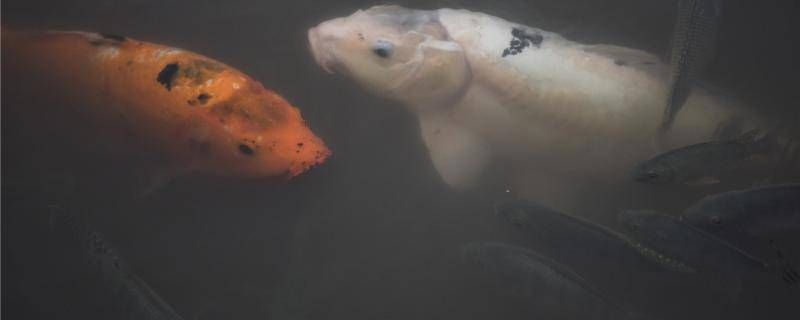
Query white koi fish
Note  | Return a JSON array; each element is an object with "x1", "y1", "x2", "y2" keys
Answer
[{"x1": 308, "y1": 5, "x2": 761, "y2": 201}]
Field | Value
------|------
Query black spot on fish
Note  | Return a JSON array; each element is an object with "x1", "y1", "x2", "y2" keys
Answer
[
  {"x1": 100, "y1": 33, "x2": 127, "y2": 42},
  {"x1": 502, "y1": 28, "x2": 544, "y2": 57},
  {"x1": 614, "y1": 59, "x2": 627, "y2": 66},
  {"x1": 297, "y1": 143, "x2": 304, "y2": 148},
  {"x1": 187, "y1": 93, "x2": 212, "y2": 106},
  {"x1": 238, "y1": 144, "x2": 254, "y2": 156},
  {"x1": 156, "y1": 63, "x2": 179, "y2": 91}
]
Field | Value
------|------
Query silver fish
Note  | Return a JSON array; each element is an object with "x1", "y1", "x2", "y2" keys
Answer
[
  {"x1": 618, "y1": 210, "x2": 798, "y2": 286},
  {"x1": 461, "y1": 242, "x2": 648, "y2": 320},
  {"x1": 631, "y1": 130, "x2": 776, "y2": 185},
  {"x1": 496, "y1": 200, "x2": 695, "y2": 274},
  {"x1": 48, "y1": 207, "x2": 185, "y2": 320},
  {"x1": 661, "y1": 0, "x2": 723, "y2": 132},
  {"x1": 682, "y1": 183, "x2": 800, "y2": 236}
]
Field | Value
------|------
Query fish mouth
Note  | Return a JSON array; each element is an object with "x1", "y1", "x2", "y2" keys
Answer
[{"x1": 307, "y1": 27, "x2": 338, "y2": 74}]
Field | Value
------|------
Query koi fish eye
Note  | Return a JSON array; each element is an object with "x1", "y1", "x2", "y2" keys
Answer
[
  {"x1": 372, "y1": 40, "x2": 394, "y2": 58},
  {"x1": 710, "y1": 216, "x2": 721, "y2": 225}
]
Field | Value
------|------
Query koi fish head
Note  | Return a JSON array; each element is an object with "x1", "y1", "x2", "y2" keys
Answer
[
  {"x1": 165, "y1": 61, "x2": 331, "y2": 179},
  {"x1": 308, "y1": 5, "x2": 470, "y2": 109}
]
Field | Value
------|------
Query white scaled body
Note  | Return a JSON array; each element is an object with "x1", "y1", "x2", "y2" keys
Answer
[{"x1": 309, "y1": 6, "x2": 761, "y2": 200}]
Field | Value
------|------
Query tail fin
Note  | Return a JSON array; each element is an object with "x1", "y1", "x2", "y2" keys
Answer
[
  {"x1": 47, "y1": 206, "x2": 186, "y2": 319},
  {"x1": 769, "y1": 240, "x2": 800, "y2": 287},
  {"x1": 660, "y1": 0, "x2": 723, "y2": 133}
]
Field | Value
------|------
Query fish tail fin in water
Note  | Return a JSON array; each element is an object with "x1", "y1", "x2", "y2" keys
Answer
[
  {"x1": 660, "y1": 0, "x2": 723, "y2": 133},
  {"x1": 47, "y1": 206, "x2": 185, "y2": 319},
  {"x1": 769, "y1": 240, "x2": 800, "y2": 287},
  {"x1": 130, "y1": 275, "x2": 187, "y2": 320}
]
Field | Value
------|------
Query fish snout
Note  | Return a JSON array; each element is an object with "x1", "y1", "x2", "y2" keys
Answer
[
  {"x1": 307, "y1": 27, "x2": 330, "y2": 73},
  {"x1": 275, "y1": 126, "x2": 331, "y2": 178},
  {"x1": 308, "y1": 23, "x2": 343, "y2": 74}
]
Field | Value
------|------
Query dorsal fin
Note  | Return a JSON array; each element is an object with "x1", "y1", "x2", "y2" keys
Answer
[{"x1": 581, "y1": 44, "x2": 668, "y2": 79}]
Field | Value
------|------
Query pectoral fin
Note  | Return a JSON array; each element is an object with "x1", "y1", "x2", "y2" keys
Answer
[{"x1": 418, "y1": 112, "x2": 490, "y2": 189}]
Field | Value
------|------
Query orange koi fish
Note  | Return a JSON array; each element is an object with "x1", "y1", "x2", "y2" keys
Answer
[{"x1": 2, "y1": 28, "x2": 329, "y2": 181}]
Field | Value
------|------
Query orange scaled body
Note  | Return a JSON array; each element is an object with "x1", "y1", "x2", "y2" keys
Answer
[{"x1": 2, "y1": 28, "x2": 330, "y2": 179}]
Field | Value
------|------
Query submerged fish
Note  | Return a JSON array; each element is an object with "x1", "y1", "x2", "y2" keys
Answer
[
  {"x1": 682, "y1": 183, "x2": 800, "y2": 236},
  {"x1": 631, "y1": 130, "x2": 777, "y2": 185},
  {"x1": 48, "y1": 207, "x2": 185, "y2": 320},
  {"x1": 496, "y1": 200, "x2": 695, "y2": 274},
  {"x1": 308, "y1": 5, "x2": 760, "y2": 193},
  {"x1": 2, "y1": 28, "x2": 329, "y2": 184},
  {"x1": 618, "y1": 210, "x2": 798, "y2": 285},
  {"x1": 661, "y1": 0, "x2": 723, "y2": 132},
  {"x1": 461, "y1": 242, "x2": 645, "y2": 320}
]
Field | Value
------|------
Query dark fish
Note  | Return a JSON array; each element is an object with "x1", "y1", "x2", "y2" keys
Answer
[
  {"x1": 682, "y1": 183, "x2": 800, "y2": 235},
  {"x1": 618, "y1": 210, "x2": 767, "y2": 273},
  {"x1": 48, "y1": 207, "x2": 185, "y2": 320},
  {"x1": 680, "y1": 184, "x2": 800, "y2": 286},
  {"x1": 660, "y1": 0, "x2": 723, "y2": 132},
  {"x1": 632, "y1": 130, "x2": 776, "y2": 185},
  {"x1": 618, "y1": 210, "x2": 798, "y2": 286},
  {"x1": 461, "y1": 242, "x2": 646, "y2": 320},
  {"x1": 496, "y1": 200, "x2": 695, "y2": 274}
]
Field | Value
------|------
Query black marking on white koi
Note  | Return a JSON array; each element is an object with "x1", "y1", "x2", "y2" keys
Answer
[{"x1": 502, "y1": 28, "x2": 544, "y2": 57}]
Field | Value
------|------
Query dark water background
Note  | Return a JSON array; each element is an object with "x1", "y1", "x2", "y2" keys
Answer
[{"x1": 2, "y1": 1, "x2": 799, "y2": 319}]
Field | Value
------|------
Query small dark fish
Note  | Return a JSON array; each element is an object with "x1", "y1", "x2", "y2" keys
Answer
[
  {"x1": 660, "y1": 0, "x2": 723, "y2": 132},
  {"x1": 48, "y1": 207, "x2": 185, "y2": 320},
  {"x1": 681, "y1": 184, "x2": 800, "y2": 286},
  {"x1": 496, "y1": 200, "x2": 695, "y2": 274},
  {"x1": 461, "y1": 242, "x2": 647, "y2": 320},
  {"x1": 618, "y1": 210, "x2": 768, "y2": 273},
  {"x1": 682, "y1": 183, "x2": 800, "y2": 235},
  {"x1": 632, "y1": 130, "x2": 776, "y2": 185},
  {"x1": 618, "y1": 209, "x2": 800, "y2": 288}
]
